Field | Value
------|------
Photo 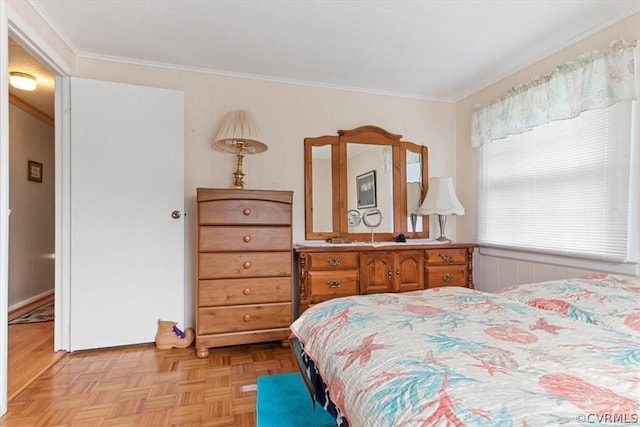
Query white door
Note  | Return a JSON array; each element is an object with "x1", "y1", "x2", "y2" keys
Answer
[{"x1": 69, "y1": 77, "x2": 184, "y2": 351}]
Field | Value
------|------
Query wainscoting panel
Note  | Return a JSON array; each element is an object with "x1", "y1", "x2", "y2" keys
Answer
[{"x1": 473, "y1": 250, "x2": 608, "y2": 293}]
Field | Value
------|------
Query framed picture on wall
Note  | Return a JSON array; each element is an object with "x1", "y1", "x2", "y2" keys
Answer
[
  {"x1": 356, "y1": 170, "x2": 377, "y2": 209},
  {"x1": 28, "y1": 160, "x2": 43, "y2": 183}
]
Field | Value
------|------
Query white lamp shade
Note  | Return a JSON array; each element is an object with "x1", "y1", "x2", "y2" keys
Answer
[
  {"x1": 214, "y1": 110, "x2": 268, "y2": 154},
  {"x1": 419, "y1": 177, "x2": 464, "y2": 215},
  {"x1": 406, "y1": 182, "x2": 422, "y2": 215}
]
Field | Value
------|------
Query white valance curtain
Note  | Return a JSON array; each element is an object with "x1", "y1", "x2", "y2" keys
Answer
[{"x1": 471, "y1": 39, "x2": 637, "y2": 147}]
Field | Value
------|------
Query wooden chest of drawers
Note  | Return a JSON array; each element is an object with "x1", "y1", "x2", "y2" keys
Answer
[
  {"x1": 196, "y1": 188, "x2": 293, "y2": 358},
  {"x1": 296, "y1": 243, "x2": 474, "y2": 315}
]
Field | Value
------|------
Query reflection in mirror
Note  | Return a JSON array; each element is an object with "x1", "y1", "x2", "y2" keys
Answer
[
  {"x1": 406, "y1": 150, "x2": 424, "y2": 233},
  {"x1": 347, "y1": 209, "x2": 362, "y2": 227},
  {"x1": 312, "y1": 145, "x2": 333, "y2": 233},
  {"x1": 346, "y1": 143, "x2": 394, "y2": 233}
]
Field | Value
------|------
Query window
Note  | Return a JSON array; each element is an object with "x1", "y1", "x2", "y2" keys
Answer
[{"x1": 477, "y1": 100, "x2": 635, "y2": 261}]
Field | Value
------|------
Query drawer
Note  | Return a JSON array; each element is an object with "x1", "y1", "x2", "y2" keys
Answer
[
  {"x1": 199, "y1": 277, "x2": 292, "y2": 306},
  {"x1": 308, "y1": 270, "x2": 358, "y2": 297},
  {"x1": 426, "y1": 266, "x2": 468, "y2": 288},
  {"x1": 425, "y1": 249, "x2": 468, "y2": 265},
  {"x1": 198, "y1": 303, "x2": 292, "y2": 334},
  {"x1": 199, "y1": 199, "x2": 291, "y2": 226},
  {"x1": 199, "y1": 252, "x2": 292, "y2": 279},
  {"x1": 199, "y1": 226, "x2": 291, "y2": 252},
  {"x1": 307, "y1": 252, "x2": 358, "y2": 270}
]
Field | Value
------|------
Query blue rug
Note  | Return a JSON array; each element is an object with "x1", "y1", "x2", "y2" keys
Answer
[{"x1": 257, "y1": 372, "x2": 336, "y2": 427}]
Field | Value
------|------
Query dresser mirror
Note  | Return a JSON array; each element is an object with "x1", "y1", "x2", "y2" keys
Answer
[{"x1": 304, "y1": 125, "x2": 429, "y2": 241}]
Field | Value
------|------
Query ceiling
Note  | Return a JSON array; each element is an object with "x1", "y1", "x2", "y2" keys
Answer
[{"x1": 10, "y1": 0, "x2": 640, "y2": 118}]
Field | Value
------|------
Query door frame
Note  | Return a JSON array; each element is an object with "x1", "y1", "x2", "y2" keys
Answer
[{"x1": 1, "y1": 3, "x2": 72, "y2": 415}]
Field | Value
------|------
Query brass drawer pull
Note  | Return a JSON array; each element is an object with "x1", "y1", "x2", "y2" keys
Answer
[
  {"x1": 439, "y1": 253, "x2": 453, "y2": 263},
  {"x1": 243, "y1": 288, "x2": 251, "y2": 296},
  {"x1": 327, "y1": 257, "x2": 341, "y2": 266},
  {"x1": 243, "y1": 262, "x2": 251, "y2": 269},
  {"x1": 243, "y1": 235, "x2": 252, "y2": 243},
  {"x1": 243, "y1": 314, "x2": 251, "y2": 322},
  {"x1": 326, "y1": 280, "x2": 341, "y2": 288},
  {"x1": 442, "y1": 273, "x2": 454, "y2": 282},
  {"x1": 396, "y1": 267, "x2": 401, "y2": 276},
  {"x1": 243, "y1": 208, "x2": 251, "y2": 216}
]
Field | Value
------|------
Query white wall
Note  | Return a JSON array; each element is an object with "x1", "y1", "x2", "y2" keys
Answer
[
  {"x1": 8, "y1": 103, "x2": 54, "y2": 307},
  {"x1": 456, "y1": 13, "x2": 640, "y2": 292}
]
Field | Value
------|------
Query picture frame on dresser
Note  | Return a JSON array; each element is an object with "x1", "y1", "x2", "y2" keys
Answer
[{"x1": 356, "y1": 170, "x2": 377, "y2": 209}]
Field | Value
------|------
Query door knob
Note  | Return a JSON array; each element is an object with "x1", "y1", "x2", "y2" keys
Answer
[{"x1": 171, "y1": 210, "x2": 182, "y2": 219}]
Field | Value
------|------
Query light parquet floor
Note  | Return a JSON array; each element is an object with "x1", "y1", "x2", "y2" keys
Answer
[
  {"x1": 0, "y1": 341, "x2": 298, "y2": 427},
  {"x1": 7, "y1": 294, "x2": 65, "y2": 401}
]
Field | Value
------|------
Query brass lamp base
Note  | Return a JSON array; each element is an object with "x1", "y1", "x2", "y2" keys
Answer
[{"x1": 232, "y1": 153, "x2": 245, "y2": 189}]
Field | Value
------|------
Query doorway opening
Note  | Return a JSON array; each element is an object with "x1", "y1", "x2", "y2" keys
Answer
[{"x1": 6, "y1": 35, "x2": 63, "y2": 400}]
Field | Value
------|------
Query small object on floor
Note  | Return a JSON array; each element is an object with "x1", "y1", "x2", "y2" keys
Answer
[{"x1": 155, "y1": 319, "x2": 194, "y2": 349}]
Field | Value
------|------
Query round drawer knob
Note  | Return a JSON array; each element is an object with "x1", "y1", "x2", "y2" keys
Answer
[
  {"x1": 243, "y1": 314, "x2": 251, "y2": 322},
  {"x1": 243, "y1": 262, "x2": 251, "y2": 269},
  {"x1": 243, "y1": 288, "x2": 251, "y2": 296},
  {"x1": 243, "y1": 235, "x2": 251, "y2": 243},
  {"x1": 243, "y1": 208, "x2": 251, "y2": 216}
]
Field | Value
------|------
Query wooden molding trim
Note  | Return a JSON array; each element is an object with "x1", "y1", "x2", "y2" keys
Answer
[{"x1": 9, "y1": 94, "x2": 54, "y2": 126}]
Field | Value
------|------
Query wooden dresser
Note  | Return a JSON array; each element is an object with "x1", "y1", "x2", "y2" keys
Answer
[
  {"x1": 296, "y1": 242, "x2": 474, "y2": 314},
  {"x1": 196, "y1": 188, "x2": 293, "y2": 358}
]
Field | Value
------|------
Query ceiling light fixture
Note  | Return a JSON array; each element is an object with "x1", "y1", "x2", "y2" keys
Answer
[{"x1": 9, "y1": 72, "x2": 37, "y2": 91}]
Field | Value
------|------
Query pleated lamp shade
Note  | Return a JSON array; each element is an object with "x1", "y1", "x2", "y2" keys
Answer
[
  {"x1": 214, "y1": 110, "x2": 268, "y2": 154},
  {"x1": 213, "y1": 110, "x2": 268, "y2": 190}
]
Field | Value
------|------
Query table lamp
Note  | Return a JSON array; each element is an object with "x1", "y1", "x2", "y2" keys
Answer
[
  {"x1": 213, "y1": 110, "x2": 268, "y2": 189},
  {"x1": 419, "y1": 177, "x2": 464, "y2": 242}
]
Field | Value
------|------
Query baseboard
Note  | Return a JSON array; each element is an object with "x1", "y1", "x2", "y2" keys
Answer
[{"x1": 8, "y1": 289, "x2": 54, "y2": 314}]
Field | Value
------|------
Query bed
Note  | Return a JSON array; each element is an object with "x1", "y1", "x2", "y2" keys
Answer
[
  {"x1": 289, "y1": 286, "x2": 640, "y2": 427},
  {"x1": 498, "y1": 273, "x2": 640, "y2": 338}
]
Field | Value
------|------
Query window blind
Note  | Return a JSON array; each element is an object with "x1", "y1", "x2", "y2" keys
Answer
[{"x1": 477, "y1": 100, "x2": 634, "y2": 261}]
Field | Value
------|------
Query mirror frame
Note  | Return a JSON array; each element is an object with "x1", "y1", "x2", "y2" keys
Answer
[{"x1": 304, "y1": 125, "x2": 429, "y2": 241}]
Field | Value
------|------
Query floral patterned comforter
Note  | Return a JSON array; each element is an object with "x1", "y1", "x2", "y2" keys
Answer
[
  {"x1": 499, "y1": 273, "x2": 640, "y2": 338},
  {"x1": 289, "y1": 287, "x2": 640, "y2": 427}
]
